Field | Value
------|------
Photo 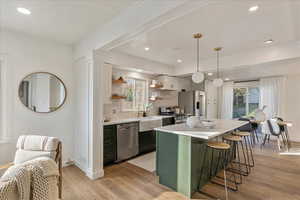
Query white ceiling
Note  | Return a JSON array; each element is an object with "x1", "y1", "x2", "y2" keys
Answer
[
  {"x1": 0, "y1": 0, "x2": 136, "y2": 44},
  {"x1": 114, "y1": 0, "x2": 300, "y2": 67}
]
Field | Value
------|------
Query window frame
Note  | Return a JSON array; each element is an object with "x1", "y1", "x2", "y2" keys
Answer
[
  {"x1": 121, "y1": 76, "x2": 149, "y2": 112},
  {"x1": 232, "y1": 81, "x2": 260, "y2": 118}
]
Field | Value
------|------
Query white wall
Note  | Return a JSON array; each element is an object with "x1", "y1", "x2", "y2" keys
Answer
[
  {"x1": 0, "y1": 30, "x2": 74, "y2": 165},
  {"x1": 285, "y1": 74, "x2": 300, "y2": 142},
  {"x1": 73, "y1": 58, "x2": 92, "y2": 174}
]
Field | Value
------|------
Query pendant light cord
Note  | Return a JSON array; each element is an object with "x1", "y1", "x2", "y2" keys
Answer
[
  {"x1": 197, "y1": 38, "x2": 199, "y2": 72},
  {"x1": 217, "y1": 50, "x2": 220, "y2": 78}
]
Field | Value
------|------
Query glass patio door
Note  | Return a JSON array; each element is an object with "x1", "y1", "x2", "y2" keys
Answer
[{"x1": 233, "y1": 87, "x2": 260, "y2": 118}]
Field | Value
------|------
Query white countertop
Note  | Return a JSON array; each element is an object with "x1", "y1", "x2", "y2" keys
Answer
[
  {"x1": 103, "y1": 115, "x2": 174, "y2": 126},
  {"x1": 154, "y1": 119, "x2": 248, "y2": 140}
]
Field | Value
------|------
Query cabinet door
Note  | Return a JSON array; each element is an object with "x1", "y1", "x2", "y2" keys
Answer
[
  {"x1": 103, "y1": 64, "x2": 112, "y2": 104},
  {"x1": 103, "y1": 125, "x2": 117, "y2": 165},
  {"x1": 139, "y1": 131, "x2": 156, "y2": 154}
]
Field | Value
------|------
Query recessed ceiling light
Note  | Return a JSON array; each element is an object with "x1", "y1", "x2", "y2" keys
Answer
[
  {"x1": 207, "y1": 72, "x2": 213, "y2": 76},
  {"x1": 225, "y1": 78, "x2": 230, "y2": 81},
  {"x1": 17, "y1": 7, "x2": 31, "y2": 15},
  {"x1": 264, "y1": 39, "x2": 273, "y2": 44},
  {"x1": 177, "y1": 59, "x2": 183, "y2": 63},
  {"x1": 144, "y1": 47, "x2": 150, "y2": 51},
  {"x1": 248, "y1": 5, "x2": 259, "y2": 12}
]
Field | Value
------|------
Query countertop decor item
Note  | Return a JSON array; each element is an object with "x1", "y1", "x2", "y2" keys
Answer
[
  {"x1": 201, "y1": 119, "x2": 216, "y2": 128},
  {"x1": 192, "y1": 33, "x2": 205, "y2": 84},
  {"x1": 186, "y1": 116, "x2": 201, "y2": 128},
  {"x1": 212, "y1": 47, "x2": 224, "y2": 87}
]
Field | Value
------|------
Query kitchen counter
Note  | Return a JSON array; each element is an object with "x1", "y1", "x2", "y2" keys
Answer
[
  {"x1": 103, "y1": 115, "x2": 174, "y2": 126},
  {"x1": 155, "y1": 119, "x2": 249, "y2": 198},
  {"x1": 154, "y1": 119, "x2": 248, "y2": 140}
]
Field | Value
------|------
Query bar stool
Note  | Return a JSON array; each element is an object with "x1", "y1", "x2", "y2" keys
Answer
[
  {"x1": 223, "y1": 134, "x2": 250, "y2": 178},
  {"x1": 198, "y1": 141, "x2": 238, "y2": 199},
  {"x1": 238, "y1": 118, "x2": 256, "y2": 146},
  {"x1": 222, "y1": 135, "x2": 243, "y2": 184},
  {"x1": 233, "y1": 131, "x2": 254, "y2": 168}
]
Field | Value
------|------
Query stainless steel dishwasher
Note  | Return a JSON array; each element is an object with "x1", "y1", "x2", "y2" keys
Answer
[{"x1": 116, "y1": 122, "x2": 139, "y2": 162}]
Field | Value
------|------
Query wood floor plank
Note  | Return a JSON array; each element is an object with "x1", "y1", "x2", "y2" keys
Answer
[{"x1": 62, "y1": 144, "x2": 300, "y2": 200}]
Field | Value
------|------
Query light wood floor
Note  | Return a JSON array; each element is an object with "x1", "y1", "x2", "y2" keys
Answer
[{"x1": 62, "y1": 143, "x2": 300, "y2": 200}]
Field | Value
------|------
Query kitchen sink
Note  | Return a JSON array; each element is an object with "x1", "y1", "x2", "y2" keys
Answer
[{"x1": 139, "y1": 117, "x2": 162, "y2": 132}]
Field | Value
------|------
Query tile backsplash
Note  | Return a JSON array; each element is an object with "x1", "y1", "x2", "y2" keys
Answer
[{"x1": 103, "y1": 68, "x2": 179, "y2": 121}]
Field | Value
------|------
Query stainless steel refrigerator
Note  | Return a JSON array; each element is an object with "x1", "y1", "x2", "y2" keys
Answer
[{"x1": 178, "y1": 90, "x2": 206, "y2": 117}]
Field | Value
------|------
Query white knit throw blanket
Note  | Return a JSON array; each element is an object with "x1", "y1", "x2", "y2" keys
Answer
[
  {"x1": 0, "y1": 167, "x2": 30, "y2": 200},
  {"x1": 0, "y1": 157, "x2": 59, "y2": 200}
]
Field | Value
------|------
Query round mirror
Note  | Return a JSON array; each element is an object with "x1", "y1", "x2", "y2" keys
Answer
[{"x1": 19, "y1": 72, "x2": 67, "y2": 113}]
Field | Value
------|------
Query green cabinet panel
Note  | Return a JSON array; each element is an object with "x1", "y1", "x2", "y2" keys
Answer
[
  {"x1": 103, "y1": 125, "x2": 117, "y2": 165},
  {"x1": 156, "y1": 131, "x2": 232, "y2": 198},
  {"x1": 139, "y1": 130, "x2": 156, "y2": 154}
]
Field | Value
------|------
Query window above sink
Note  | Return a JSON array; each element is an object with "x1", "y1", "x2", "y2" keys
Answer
[{"x1": 120, "y1": 77, "x2": 148, "y2": 112}]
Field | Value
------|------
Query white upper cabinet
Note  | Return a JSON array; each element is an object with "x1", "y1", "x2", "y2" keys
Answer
[{"x1": 103, "y1": 63, "x2": 112, "y2": 104}]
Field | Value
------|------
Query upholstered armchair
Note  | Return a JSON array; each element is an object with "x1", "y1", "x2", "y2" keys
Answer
[{"x1": 0, "y1": 135, "x2": 62, "y2": 199}]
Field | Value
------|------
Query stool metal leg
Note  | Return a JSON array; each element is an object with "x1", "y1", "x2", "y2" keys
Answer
[
  {"x1": 230, "y1": 141, "x2": 242, "y2": 184},
  {"x1": 240, "y1": 140, "x2": 250, "y2": 175},
  {"x1": 246, "y1": 136, "x2": 255, "y2": 167},
  {"x1": 243, "y1": 138, "x2": 251, "y2": 171},
  {"x1": 212, "y1": 149, "x2": 239, "y2": 192}
]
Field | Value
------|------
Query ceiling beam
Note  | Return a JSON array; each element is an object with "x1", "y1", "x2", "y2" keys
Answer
[
  {"x1": 102, "y1": 0, "x2": 220, "y2": 51},
  {"x1": 73, "y1": 0, "x2": 220, "y2": 59}
]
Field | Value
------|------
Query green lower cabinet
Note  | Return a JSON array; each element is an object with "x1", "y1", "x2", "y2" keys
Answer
[
  {"x1": 156, "y1": 131, "x2": 230, "y2": 198},
  {"x1": 103, "y1": 125, "x2": 117, "y2": 166},
  {"x1": 139, "y1": 130, "x2": 156, "y2": 154}
]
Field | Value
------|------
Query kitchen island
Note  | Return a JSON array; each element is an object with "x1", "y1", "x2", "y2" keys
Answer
[{"x1": 154, "y1": 119, "x2": 248, "y2": 198}]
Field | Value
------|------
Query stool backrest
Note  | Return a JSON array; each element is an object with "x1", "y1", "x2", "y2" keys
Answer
[
  {"x1": 275, "y1": 117, "x2": 285, "y2": 132},
  {"x1": 266, "y1": 119, "x2": 281, "y2": 136}
]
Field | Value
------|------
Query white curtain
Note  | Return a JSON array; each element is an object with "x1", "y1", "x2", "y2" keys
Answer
[
  {"x1": 260, "y1": 77, "x2": 286, "y2": 119},
  {"x1": 221, "y1": 81, "x2": 234, "y2": 119}
]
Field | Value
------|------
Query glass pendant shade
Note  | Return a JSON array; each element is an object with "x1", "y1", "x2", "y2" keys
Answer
[
  {"x1": 192, "y1": 72, "x2": 205, "y2": 83},
  {"x1": 213, "y1": 78, "x2": 224, "y2": 87}
]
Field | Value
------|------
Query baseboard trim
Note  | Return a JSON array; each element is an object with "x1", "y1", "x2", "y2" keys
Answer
[
  {"x1": 86, "y1": 167, "x2": 104, "y2": 180},
  {"x1": 73, "y1": 160, "x2": 87, "y2": 173}
]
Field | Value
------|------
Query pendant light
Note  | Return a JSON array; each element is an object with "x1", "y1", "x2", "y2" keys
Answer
[
  {"x1": 192, "y1": 33, "x2": 205, "y2": 83},
  {"x1": 213, "y1": 47, "x2": 224, "y2": 87}
]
